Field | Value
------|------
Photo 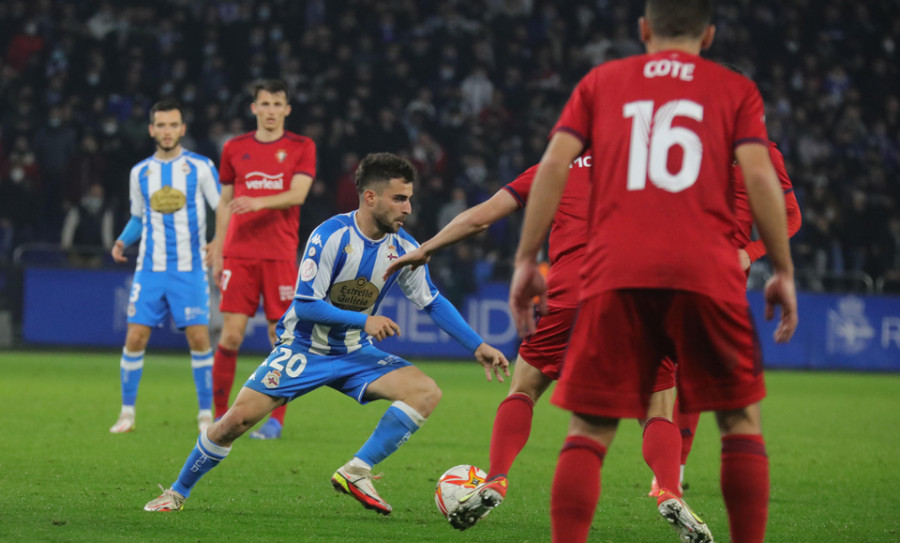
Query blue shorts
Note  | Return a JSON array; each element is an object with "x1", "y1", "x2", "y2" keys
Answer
[
  {"x1": 243, "y1": 343, "x2": 412, "y2": 404},
  {"x1": 127, "y1": 269, "x2": 210, "y2": 329}
]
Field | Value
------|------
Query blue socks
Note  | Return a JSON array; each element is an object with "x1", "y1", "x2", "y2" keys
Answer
[
  {"x1": 355, "y1": 401, "x2": 426, "y2": 467},
  {"x1": 120, "y1": 349, "x2": 145, "y2": 406},
  {"x1": 191, "y1": 349, "x2": 214, "y2": 411},
  {"x1": 171, "y1": 428, "x2": 231, "y2": 498}
]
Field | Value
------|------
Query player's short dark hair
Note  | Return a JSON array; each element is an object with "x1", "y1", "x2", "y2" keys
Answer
[
  {"x1": 253, "y1": 79, "x2": 290, "y2": 102},
  {"x1": 645, "y1": 0, "x2": 712, "y2": 39},
  {"x1": 355, "y1": 153, "x2": 416, "y2": 194},
  {"x1": 149, "y1": 99, "x2": 184, "y2": 123}
]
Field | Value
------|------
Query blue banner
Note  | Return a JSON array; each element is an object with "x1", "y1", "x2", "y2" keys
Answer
[{"x1": 22, "y1": 268, "x2": 900, "y2": 371}]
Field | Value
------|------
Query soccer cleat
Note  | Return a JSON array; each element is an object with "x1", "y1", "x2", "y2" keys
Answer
[
  {"x1": 248, "y1": 418, "x2": 282, "y2": 440},
  {"x1": 649, "y1": 476, "x2": 684, "y2": 498},
  {"x1": 657, "y1": 489, "x2": 714, "y2": 543},
  {"x1": 331, "y1": 466, "x2": 392, "y2": 515},
  {"x1": 143, "y1": 485, "x2": 185, "y2": 512},
  {"x1": 109, "y1": 412, "x2": 135, "y2": 434},
  {"x1": 449, "y1": 475, "x2": 508, "y2": 531},
  {"x1": 197, "y1": 411, "x2": 213, "y2": 434}
]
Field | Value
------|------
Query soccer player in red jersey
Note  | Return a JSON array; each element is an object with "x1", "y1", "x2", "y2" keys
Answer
[
  {"x1": 663, "y1": 141, "x2": 802, "y2": 496},
  {"x1": 207, "y1": 80, "x2": 317, "y2": 440},
  {"x1": 385, "y1": 155, "x2": 686, "y2": 531},
  {"x1": 510, "y1": 2, "x2": 798, "y2": 542}
]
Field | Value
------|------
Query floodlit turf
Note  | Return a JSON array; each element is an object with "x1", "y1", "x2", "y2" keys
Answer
[{"x1": 0, "y1": 350, "x2": 898, "y2": 542}]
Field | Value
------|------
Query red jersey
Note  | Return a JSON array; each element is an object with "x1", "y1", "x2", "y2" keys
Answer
[
  {"x1": 732, "y1": 142, "x2": 802, "y2": 260},
  {"x1": 554, "y1": 51, "x2": 769, "y2": 305},
  {"x1": 504, "y1": 156, "x2": 591, "y2": 308},
  {"x1": 219, "y1": 131, "x2": 317, "y2": 261}
]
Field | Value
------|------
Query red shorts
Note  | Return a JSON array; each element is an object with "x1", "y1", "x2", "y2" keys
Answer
[
  {"x1": 552, "y1": 289, "x2": 764, "y2": 419},
  {"x1": 219, "y1": 257, "x2": 297, "y2": 320},
  {"x1": 518, "y1": 305, "x2": 577, "y2": 380}
]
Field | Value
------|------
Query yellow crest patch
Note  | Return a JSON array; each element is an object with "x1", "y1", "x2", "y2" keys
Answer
[
  {"x1": 150, "y1": 185, "x2": 187, "y2": 214},
  {"x1": 330, "y1": 277, "x2": 379, "y2": 311}
]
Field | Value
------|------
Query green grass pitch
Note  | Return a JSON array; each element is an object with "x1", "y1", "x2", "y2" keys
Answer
[{"x1": 1, "y1": 350, "x2": 898, "y2": 542}]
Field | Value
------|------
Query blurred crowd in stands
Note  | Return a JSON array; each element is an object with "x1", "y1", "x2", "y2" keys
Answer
[{"x1": 0, "y1": 0, "x2": 899, "y2": 295}]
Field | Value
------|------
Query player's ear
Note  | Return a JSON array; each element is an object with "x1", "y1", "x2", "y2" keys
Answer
[
  {"x1": 638, "y1": 16, "x2": 651, "y2": 44},
  {"x1": 284, "y1": 104, "x2": 292, "y2": 117},
  {"x1": 700, "y1": 25, "x2": 715, "y2": 50}
]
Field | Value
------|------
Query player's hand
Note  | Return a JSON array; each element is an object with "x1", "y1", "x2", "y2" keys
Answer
[
  {"x1": 111, "y1": 240, "x2": 127, "y2": 263},
  {"x1": 365, "y1": 315, "x2": 401, "y2": 341},
  {"x1": 738, "y1": 248, "x2": 751, "y2": 271},
  {"x1": 473, "y1": 343, "x2": 510, "y2": 382},
  {"x1": 509, "y1": 260, "x2": 548, "y2": 337},
  {"x1": 229, "y1": 196, "x2": 262, "y2": 215},
  {"x1": 383, "y1": 247, "x2": 429, "y2": 279},
  {"x1": 763, "y1": 271, "x2": 797, "y2": 343}
]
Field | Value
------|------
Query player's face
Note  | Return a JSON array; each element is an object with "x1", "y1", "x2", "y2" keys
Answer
[
  {"x1": 371, "y1": 178, "x2": 413, "y2": 234},
  {"x1": 148, "y1": 110, "x2": 186, "y2": 152},
  {"x1": 251, "y1": 90, "x2": 291, "y2": 132}
]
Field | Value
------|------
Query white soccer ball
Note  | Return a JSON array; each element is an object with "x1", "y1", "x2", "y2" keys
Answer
[{"x1": 434, "y1": 464, "x2": 487, "y2": 518}]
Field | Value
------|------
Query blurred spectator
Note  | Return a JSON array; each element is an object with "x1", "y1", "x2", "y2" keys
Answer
[{"x1": 59, "y1": 183, "x2": 114, "y2": 268}]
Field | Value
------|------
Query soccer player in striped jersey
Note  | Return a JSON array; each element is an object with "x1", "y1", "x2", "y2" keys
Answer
[
  {"x1": 144, "y1": 153, "x2": 509, "y2": 515},
  {"x1": 109, "y1": 99, "x2": 221, "y2": 435}
]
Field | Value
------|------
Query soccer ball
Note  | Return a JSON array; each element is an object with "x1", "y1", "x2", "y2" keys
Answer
[{"x1": 434, "y1": 464, "x2": 487, "y2": 518}]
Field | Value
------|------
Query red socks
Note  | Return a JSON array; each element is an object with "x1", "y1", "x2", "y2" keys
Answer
[
  {"x1": 674, "y1": 396, "x2": 700, "y2": 465},
  {"x1": 721, "y1": 434, "x2": 769, "y2": 543},
  {"x1": 270, "y1": 404, "x2": 287, "y2": 424},
  {"x1": 551, "y1": 436, "x2": 606, "y2": 543},
  {"x1": 487, "y1": 393, "x2": 535, "y2": 479},
  {"x1": 642, "y1": 417, "x2": 682, "y2": 500},
  {"x1": 212, "y1": 345, "x2": 237, "y2": 419}
]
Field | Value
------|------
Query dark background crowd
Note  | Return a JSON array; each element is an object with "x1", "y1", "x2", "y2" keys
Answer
[{"x1": 1, "y1": 0, "x2": 899, "y2": 308}]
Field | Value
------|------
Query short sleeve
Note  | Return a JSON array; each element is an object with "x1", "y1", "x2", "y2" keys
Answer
[
  {"x1": 503, "y1": 164, "x2": 539, "y2": 208},
  {"x1": 295, "y1": 223, "x2": 345, "y2": 301},
  {"x1": 552, "y1": 70, "x2": 596, "y2": 146},
  {"x1": 218, "y1": 140, "x2": 235, "y2": 185},
  {"x1": 129, "y1": 166, "x2": 144, "y2": 218},
  {"x1": 294, "y1": 139, "x2": 317, "y2": 179},
  {"x1": 733, "y1": 81, "x2": 769, "y2": 147}
]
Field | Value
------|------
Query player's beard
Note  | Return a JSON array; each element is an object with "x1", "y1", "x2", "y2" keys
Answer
[
  {"x1": 373, "y1": 210, "x2": 403, "y2": 235},
  {"x1": 155, "y1": 135, "x2": 182, "y2": 153}
]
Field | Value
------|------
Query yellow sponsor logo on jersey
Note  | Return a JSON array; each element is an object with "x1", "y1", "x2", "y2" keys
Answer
[
  {"x1": 331, "y1": 277, "x2": 379, "y2": 311},
  {"x1": 150, "y1": 185, "x2": 187, "y2": 214}
]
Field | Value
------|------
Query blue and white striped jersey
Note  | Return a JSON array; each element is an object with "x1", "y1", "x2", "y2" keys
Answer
[
  {"x1": 277, "y1": 211, "x2": 439, "y2": 355},
  {"x1": 129, "y1": 150, "x2": 221, "y2": 272}
]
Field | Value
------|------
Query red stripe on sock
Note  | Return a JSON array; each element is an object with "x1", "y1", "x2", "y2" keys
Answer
[{"x1": 722, "y1": 434, "x2": 767, "y2": 457}]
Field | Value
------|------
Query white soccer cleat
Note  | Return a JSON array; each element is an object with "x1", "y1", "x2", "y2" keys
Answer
[
  {"x1": 144, "y1": 484, "x2": 185, "y2": 512},
  {"x1": 657, "y1": 490, "x2": 714, "y2": 543},
  {"x1": 331, "y1": 465, "x2": 392, "y2": 515},
  {"x1": 197, "y1": 411, "x2": 213, "y2": 433},
  {"x1": 109, "y1": 412, "x2": 135, "y2": 434}
]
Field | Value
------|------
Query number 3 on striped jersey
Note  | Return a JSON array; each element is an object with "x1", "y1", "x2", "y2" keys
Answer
[{"x1": 623, "y1": 99, "x2": 703, "y2": 193}]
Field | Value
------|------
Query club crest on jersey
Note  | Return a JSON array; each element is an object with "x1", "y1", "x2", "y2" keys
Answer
[
  {"x1": 181, "y1": 162, "x2": 192, "y2": 174},
  {"x1": 331, "y1": 277, "x2": 379, "y2": 311},
  {"x1": 276, "y1": 149, "x2": 287, "y2": 163},
  {"x1": 344, "y1": 245, "x2": 353, "y2": 254},
  {"x1": 150, "y1": 185, "x2": 187, "y2": 214},
  {"x1": 262, "y1": 369, "x2": 281, "y2": 389}
]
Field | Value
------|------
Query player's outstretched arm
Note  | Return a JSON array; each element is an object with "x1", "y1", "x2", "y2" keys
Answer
[
  {"x1": 473, "y1": 343, "x2": 510, "y2": 382},
  {"x1": 229, "y1": 173, "x2": 313, "y2": 214},
  {"x1": 383, "y1": 190, "x2": 520, "y2": 279}
]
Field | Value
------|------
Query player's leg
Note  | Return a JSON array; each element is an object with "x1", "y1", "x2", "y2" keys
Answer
[
  {"x1": 250, "y1": 259, "x2": 296, "y2": 438},
  {"x1": 330, "y1": 356, "x2": 437, "y2": 515},
  {"x1": 213, "y1": 311, "x2": 249, "y2": 417},
  {"x1": 450, "y1": 355, "x2": 554, "y2": 529},
  {"x1": 674, "y1": 394, "x2": 701, "y2": 486},
  {"x1": 213, "y1": 257, "x2": 259, "y2": 418},
  {"x1": 716, "y1": 403, "x2": 768, "y2": 543},
  {"x1": 184, "y1": 324, "x2": 214, "y2": 433},
  {"x1": 144, "y1": 387, "x2": 280, "y2": 511},
  {"x1": 552, "y1": 412, "x2": 617, "y2": 543},
  {"x1": 642, "y1": 383, "x2": 683, "y2": 498},
  {"x1": 670, "y1": 292, "x2": 765, "y2": 543},
  {"x1": 111, "y1": 323, "x2": 152, "y2": 433}
]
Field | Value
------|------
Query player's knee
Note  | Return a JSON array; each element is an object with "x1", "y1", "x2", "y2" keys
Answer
[
  {"x1": 125, "y1": 329, "x2": 150, "y2": 351},
  {"x1": 218, "y1": 328, "x2": 245, "y2": 350},
  {"x1": 416, "y1": 379, "x2": 442, "y2": 417}
]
